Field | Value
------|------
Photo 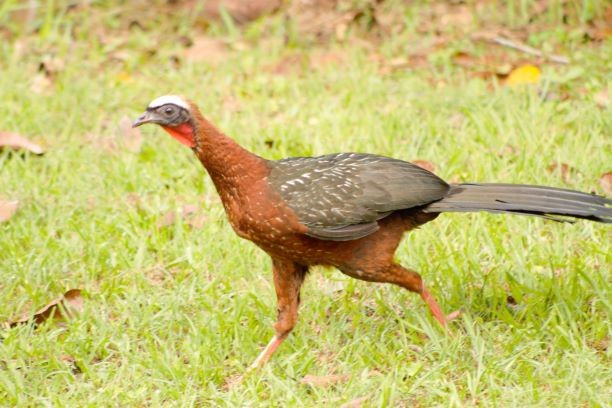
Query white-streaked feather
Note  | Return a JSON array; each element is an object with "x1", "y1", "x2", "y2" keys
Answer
[{"x1": 148, "y1": 95, "x2": 189, "y2": 110}]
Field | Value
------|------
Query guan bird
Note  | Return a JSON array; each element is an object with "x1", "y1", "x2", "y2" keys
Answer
[{"x1": 133, "y1": 95, "x2": 611, "y2": 371}]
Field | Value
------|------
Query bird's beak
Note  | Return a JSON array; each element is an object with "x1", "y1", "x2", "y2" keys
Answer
[{"x1": 132, "y1": 111, "x2": 155, "y2": 128}]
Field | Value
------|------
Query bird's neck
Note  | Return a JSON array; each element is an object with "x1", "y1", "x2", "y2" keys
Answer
[{"x1": 192, "y1": 115, "x2": 268, "y2": 192}]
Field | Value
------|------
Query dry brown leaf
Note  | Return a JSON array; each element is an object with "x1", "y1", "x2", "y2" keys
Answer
[
  {"x1": 6, "y1": 289, "x2": 83, "y2": 328},
  {"x1": 39, "y1": 55, "x2": 65, "y2": 76},
  {"x1": 310, "y1": 50, "x2": 347, "y2": 70},
  {"x1": 29, "y1": 55, "x2": 64, "y2": 94},
  {"x1": 186, "y1": 213, "x2": 208, "y2": 229},
  {"x1": 157, "y1": 210, "x2": 176, "y2": 228},
  {"x1": 266, "y1": 54, "x2": 307, "y2": 76},
  {"x1": 0, "y1": 131, "x2": 44, "y2": 154},
  {"x1": 0, "y1": 200, "x2": 19, "y2": 223},
  {"x1": 547, "y1": 162, "x2": 577, "y2": 183},
  {"x1": 222, "y1": 95, "x2": 242, "y2": 114},
  {"x1": 287, "y1": 1, "x2": 357, "y2": 40},
  {"x1": 449, "y1": 113, "x2": 465, "y2": 128},
  {"x1": 184, "y1": 37, "x2": 230, "y2": 64},
  {"x1": 59, "y1": 354, "x2": 82, "y2": 374},
  {"x1": 530, "y1": 0, "x2": 550, "y2": 17},
  {"x1": 200, "y1": 0, "x2": 281, "y2": 24},
  {"x1": 594, "y1": 88, "x2": 609, "y2": 108},
  {"x1": 31, "y1": 74, "x2": 53, "y2": 94},
  {"x1": 340, "y1": 396, "x2": 369, "y2": 408},
  {"x1": 412, "y1": 160, "x2": 437, "y2": 173},
  {"x1": 181, "y1": 204, "x2": 208, "y2": 228},
  {"x1": 85, "y1": 132, "x2": 117, "y2": 152},
  {"x1": 452, "y1": 51, "x2": 476, "y2": 68},
  {"x1": 118, "y1": 115, "x2": 143, "y2": 153},
  {"x1": 587, "y1": 336, "x2": 609, "y2": 353},
  {"x1": 599, "y1": 172, "x2": 612, "y2": 195},
  {"x1": 157, "y1": 205, "x2": 208, "y2": 229},
  {"x1": 126, "y1": 193, "x2": 142, "y2": 207},
  {"x1": 300, "y1": 373, "x2": 350, "y2": 387}
]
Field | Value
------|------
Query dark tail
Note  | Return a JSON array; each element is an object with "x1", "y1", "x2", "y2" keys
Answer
[{"x1": 424, "y1": 183, "x2": 612, "y2": 223}]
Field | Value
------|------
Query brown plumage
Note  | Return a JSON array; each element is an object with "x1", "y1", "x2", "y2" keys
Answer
[{"x1": 133, "y1": 95, "x2": 612, "y2": 371}]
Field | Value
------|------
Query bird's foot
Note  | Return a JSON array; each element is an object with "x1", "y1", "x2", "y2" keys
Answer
[
  {"x1": 420, "y1": 285, "x2": 460, "y2": 330},
  {"x1": 248, "y1": 334, "x2": 284, "y2": 371},
  {"x1": 224, "y1": 334, "x2": 286, "y2": 389},
  {"x1": 445, "y1": 309, "x2": 462, "y2": 321}
]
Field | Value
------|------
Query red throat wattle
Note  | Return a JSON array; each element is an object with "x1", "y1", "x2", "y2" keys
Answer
[{"x1": 161, "y1": 123, "x2": 196, "y2": 148}]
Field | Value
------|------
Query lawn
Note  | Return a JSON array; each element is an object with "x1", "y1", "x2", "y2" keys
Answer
[{"x1": 0, "y1": 1, "x2": 610, "y2": 406}]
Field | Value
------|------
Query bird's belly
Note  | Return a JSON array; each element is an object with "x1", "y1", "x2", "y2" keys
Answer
[
  {"x1": 229, "y1": 210, "x2": 339, "y2": 263},
  {"x1": 221, "y1": 185, "x2": 355, "y2": 264}
]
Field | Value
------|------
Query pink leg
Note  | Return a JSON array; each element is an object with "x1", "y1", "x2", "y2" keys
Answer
[
  {"x1": 421, "y1": 284, "x2": 461, "y2": 328},
  {"x1": 247, "y1": 335, "x2": 286, "y2": 371},
  {"x1": 250, "y1": 259, "x2": 306, "y2": 370},
  {"x1": 225, "y1": 260, "x2": 305, "y2": 388},
  {"x1": 340, "y1": 263, "x2": 460, "y2": 329}
]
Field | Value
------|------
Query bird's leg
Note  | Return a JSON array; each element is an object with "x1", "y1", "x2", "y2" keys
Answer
[
  {"x1": 248, "y1": 334, "x2": 285, "y2": 371},
  {"x1": 340, "y1": 263, "x2": 459, "y2": 328},
  {"x1": 247, "y1": 258, "x2": 307, "y2": 372},
  {"x1": 390, "y1": 265, "x2": 461, "y2": 328},
  {"x1": 420, "y1": 283, "x2": 460, "y2": 327}
]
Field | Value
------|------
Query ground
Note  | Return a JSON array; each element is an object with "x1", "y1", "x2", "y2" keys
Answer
[{"x1": 0, "y1": 1, "x2": 610, "y2": 406}]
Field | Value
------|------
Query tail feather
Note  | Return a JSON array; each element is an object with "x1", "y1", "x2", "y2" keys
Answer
[{"x1": 424, "y1": 183, "x2": 612, "y2": 223}]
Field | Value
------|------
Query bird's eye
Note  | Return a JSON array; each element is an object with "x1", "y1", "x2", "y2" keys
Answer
[{"x1": 164, "y1": 106, "x2": 174, "y2": 115}]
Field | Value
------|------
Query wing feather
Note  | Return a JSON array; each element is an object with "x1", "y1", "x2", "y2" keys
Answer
[{"x1": 267, "y1": 153, "x2": 449, "y2": 240}]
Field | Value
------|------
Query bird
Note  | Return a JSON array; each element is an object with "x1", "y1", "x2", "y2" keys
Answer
[{"x1": 133, "y1": 95, "x2": 611, "y2": 371}]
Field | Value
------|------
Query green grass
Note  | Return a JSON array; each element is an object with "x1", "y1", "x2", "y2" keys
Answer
[{"x1": 1, "y1": 1, "x2": 611, "y2": 406}]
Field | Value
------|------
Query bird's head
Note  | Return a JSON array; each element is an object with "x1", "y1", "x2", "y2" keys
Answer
[{"x1": 133, "y1": 95, "x2": 198, "y2": 148}]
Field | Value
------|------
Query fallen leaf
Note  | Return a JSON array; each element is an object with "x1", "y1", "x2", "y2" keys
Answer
[
  {"x1": 266, "y1": 54, "x2": 307, "y2": 76},
  {"x1": 186, "y1": 213, "x2": 208, "y2": 229},
  {"x1": 452, "y1": 50, "x2": 476, "y2": 67},
  {"x1": 599, "y1": 172, "x2": 612, "y2": 194},
  {"x1": 157, "y1": 210, "x2": 176, "y2": 228},
  {"x1": 530, "y1": 0, "x2": 550, "y2": 17},
  {"x1": 6, "y1": 289, "x2": 83, "y2": 328},
  {"x1": 310, "y1": 50, "x2": 347, "y2": 70},
  {"x1": 340, "y1": 396, "x2": 369, "y2": 408},
  {"x1": 157, "y1": 205, "x2": 208, "y2": 229},
  {"x1": 448, "y1": 113, "x2": 465, "y2": 128},
  {"x1": 547, "y1": 162, "x2": 577, "y2": 183},
  {"x1": 222, "y1": 373, "x2": 245, "y2": 390},
  {"x1": 505, "y1": 64, "x2": 541, "y2": 85},
  {"x1": 184, "y1": 37, "x2": 229, "y2": 64},
  {"x1": 412, "y1": 160, "x2": 437, "y2": 173},
  {"x1": 181, "y1": 204, "x2": 208, "y2": 229},
  {"x1": 39, "y1": 55, "x2": 65, "y2": 77},
  {"x1": 300, "y1": 373, "x2": 350, "y2": 387},
  {"x1": 0, "y1": 200, "x2": 19, "y2": 222},
  {"x1": 85, "y1": 132, "x2": 117, "y2": 152},
  {"x1": 30, "y1": 74, "x2": 53, "y2": 94},
  {"x1": 594, "y1": 88, "x2": 609, "y2": 108},
  {"x1": 222, "y1": 94, "x2": 242, "y2": 114},
  {"x1": 126, "y1": 193, "x2": 142, "y2": 207},
  {"x1": 200, "y1": 0, "x2": 281, "y2": 24},
  {"x1": 60, "y1": 354, "x2": 82, "y2": 374},
  {"x1": 118, "y1": 115, "x2": 143, "y2": 152},
  {"x1": 587, "y1": 336, "x2": 609, "y2": 353},
  {"x1": 0, "y1": 131, "x2": 44, "y2": 154}
]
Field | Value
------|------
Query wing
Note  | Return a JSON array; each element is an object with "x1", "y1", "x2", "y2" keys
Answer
[{"x1": 267, "y1": 153, "x2": 450, "y2": 241}]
